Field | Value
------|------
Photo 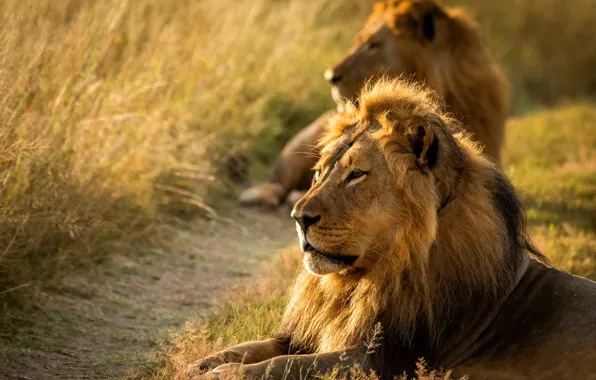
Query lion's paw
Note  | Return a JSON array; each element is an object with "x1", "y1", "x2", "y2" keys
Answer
[
  {"x1": 213, "y1": 363, "x2": 242, "y2": 375},
  {"x1": 186, "y1": 356, "x2": 224, "y2": 378},
  {"x1": 186, "y1": 362, "x2": 243, "y2": 380},
  {"x1": 238, "y1": 183, "x2": 284, "y2": 208}
]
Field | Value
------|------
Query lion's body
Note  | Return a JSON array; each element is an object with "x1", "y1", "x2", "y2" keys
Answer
[
  {"x1": 239, "y1": 0, "x2": 509, "y2": 208},
  {"x1": 194, "y1": 80, "x2": 596, "y2": 380},
  {"x1": 238, "y1": 111, "x2": 332, "y2": 207},
  {"x1": 277, "y1": 261, "x2": 596, "y2": 379},
  {"x1": 450, "y1": 261, "x2": 596, "y2": 379}
]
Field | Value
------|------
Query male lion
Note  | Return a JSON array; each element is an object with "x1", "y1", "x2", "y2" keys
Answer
[
  {"x1": 193, "y1": 80, "x2": 596, "y2": 379},
  {"x1": 239, "y1": 0, "x2": 510, "y2": 208}
]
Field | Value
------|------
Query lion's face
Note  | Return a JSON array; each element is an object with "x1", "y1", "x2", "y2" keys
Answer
[
  {"x1": 291, "y1": 79, "x2": 452, "y2": 277},
  {"x1": 291, "y1": 131, "x2": 403, "y2": 276},
  {"x1": 325, "y1": 1, "x2": 443, "y2": 104}
]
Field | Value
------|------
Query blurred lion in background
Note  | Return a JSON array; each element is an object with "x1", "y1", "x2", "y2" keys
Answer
[
  {"x1": 239, "y1": 0, "x2": 510, "y2": 208},
  {"x1": 193, "y1": 79, "x2": 596, "y2": 380}
]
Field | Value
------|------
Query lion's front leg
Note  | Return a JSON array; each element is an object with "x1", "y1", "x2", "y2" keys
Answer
[
  {"x1": 187, "y1": 336, "x2": 291, "y2": 377},
  {"x1": 205, "y1": 347, "x2": 373, "y2": 380}
]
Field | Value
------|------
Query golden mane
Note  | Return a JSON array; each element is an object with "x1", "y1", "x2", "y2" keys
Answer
[
  {"x1": 432, "y1": 7, "x2": 510, "y2": 164},
  {"x1": 280, "y1": 79, "x2": 541, "y2": 356},
  {"x1": 360, "y1": 0, "x2": 510, "y2": 163}
]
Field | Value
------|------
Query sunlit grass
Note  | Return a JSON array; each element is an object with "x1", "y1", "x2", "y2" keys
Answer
[
  {"x1": 0, "y1": 0, "x2": 366, "y2": 294},
  {"x1": 504, "y1": 105, "x2": 596, "y2": 279}
]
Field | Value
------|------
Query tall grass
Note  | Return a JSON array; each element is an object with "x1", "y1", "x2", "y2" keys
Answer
[
  {"x1": 0, "y1": 0, "x2": 364, "y2": 294},
  {"x1": 0, "y1": 0, "x2": 595, "y2": 295}
]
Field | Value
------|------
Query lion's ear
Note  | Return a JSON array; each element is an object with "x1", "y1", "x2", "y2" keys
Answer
[
  {"x1": 407, "y1": 124, "x2": 439, "y2": 169},
  {"x1": 390, "y1": 1, "x2": 442, "y2": 43},
  {"x1": 421, "y1": 11, "x2": 436, "y2": 41}
]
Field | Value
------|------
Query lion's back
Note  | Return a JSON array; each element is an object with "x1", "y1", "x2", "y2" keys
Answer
[{"x1": 454, "y1": 260, "x2": 596, "y2": 379}]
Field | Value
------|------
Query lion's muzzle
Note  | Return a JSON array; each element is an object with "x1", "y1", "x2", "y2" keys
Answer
[{"x1": 303, "y1": 242, "x2": 359, "y2": 266}]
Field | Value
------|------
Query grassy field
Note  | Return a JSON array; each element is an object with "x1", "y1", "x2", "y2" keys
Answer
[
  {"x1": 0, "y1": 0, "x2": 594, "y2": 377},
  {"x1": 0, "y1": 0, "x2": 361, "y2": 299}
]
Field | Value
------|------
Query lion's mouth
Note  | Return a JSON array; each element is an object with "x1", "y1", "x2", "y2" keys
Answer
[
  {"x1": 331, "y1": 86, "x2": 360, "y2": 111},
  {"x1": 331, "y1": 87, "x2": 347, "y2": 107},
  {"x1": 303, "y1": 242, "x2": 359, "y2": 266}
]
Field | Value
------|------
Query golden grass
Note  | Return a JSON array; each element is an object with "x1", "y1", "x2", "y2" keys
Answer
[{"x1": 0, "y1": 0, "x2": 366, "y2": 293}]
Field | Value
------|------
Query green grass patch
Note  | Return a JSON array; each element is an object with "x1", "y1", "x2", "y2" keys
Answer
[{"x1": 504, "y1": 105, "x2": 596, "y2": 278}]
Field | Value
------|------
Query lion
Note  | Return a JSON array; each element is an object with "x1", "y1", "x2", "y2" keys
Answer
[
  {"x1": 192, "y1": 79, "x2": 596, "y2": 380},
  {"x1": 239, "y1": 0, "x2": 510, "y2": 208}
]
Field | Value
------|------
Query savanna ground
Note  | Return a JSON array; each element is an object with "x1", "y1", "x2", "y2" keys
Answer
[{"x1": 0, "y1": 0, "x2": 595, "y2": 379}]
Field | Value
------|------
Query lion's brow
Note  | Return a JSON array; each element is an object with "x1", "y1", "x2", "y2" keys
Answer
[
  {"x1": 348, "y1": 128, "x2": 366, "y2": 147},
  {"x1": 320, "y1": 144, "x2": 347, "y2": 175},
  {"x1": 319, "y1": 129, "x2": 366, "y2": 179}
]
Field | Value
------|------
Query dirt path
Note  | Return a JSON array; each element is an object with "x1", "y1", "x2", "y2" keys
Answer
[{"x1": 0, "y1": 208, "x2": 297, "y2": 380}]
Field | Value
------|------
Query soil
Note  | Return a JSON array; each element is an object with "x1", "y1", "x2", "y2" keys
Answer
[{"x1": 0, "y1": 208, "x2": 297, "y2": 380}]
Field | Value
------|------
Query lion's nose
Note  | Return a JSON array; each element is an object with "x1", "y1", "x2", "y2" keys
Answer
[
  {"x1": 324, "y1": 69, "x2": 342, "y2": 84},
  {"x1": 291, "y1": 209, "x2": 321, "y2": 232}
]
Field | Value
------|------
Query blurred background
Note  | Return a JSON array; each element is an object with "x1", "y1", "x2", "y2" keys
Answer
[{"x1": 0, "y1": 0, "x2": 594, "y2": 378}]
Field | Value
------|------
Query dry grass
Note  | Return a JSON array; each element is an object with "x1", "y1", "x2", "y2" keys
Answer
[
  {"x1": 0, "y1": 0, "x2": 366, "y2": 295},
  {"x1": 0, "y1": 0, "x2": 595, "y2": 342}
]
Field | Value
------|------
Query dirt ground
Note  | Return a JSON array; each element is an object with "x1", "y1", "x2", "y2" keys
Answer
[{"x1": 0, "y1": 208, "x2": 297, "y2": 380}]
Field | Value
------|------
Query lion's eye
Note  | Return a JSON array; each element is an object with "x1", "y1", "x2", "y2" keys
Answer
[
  {"x1": 345, "y1": 170, "x2": 368, "y2": 185},
  {"x1": 368, "y1": 41, "x2": 381, "y2": 50}
]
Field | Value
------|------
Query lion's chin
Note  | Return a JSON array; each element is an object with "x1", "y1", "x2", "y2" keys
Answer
[
  {"x1": 303, "y1": 251, "x2": 353, "y2": 276},
  {"x1": 331, "y1": 86, "x2": 361, "y2": 112},
  {"x1": 331, "y1": 87, "x2": 350, "y2": 111}
]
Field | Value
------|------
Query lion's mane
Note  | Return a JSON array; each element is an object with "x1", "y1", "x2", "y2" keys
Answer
[{"x1": 279, "y1": 80, "x2": 543, "y2": 371}]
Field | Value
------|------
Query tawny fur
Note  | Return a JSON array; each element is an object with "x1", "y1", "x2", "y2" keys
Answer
[
  {"x1": 239, "y1": 0, "x2": 510, "y2": 208},
  {"x1": 194, "y1": 80, "x2": 596, "y2": 380},
  {"x1": 330, "y1": 0, "x2": 510, "y2": 162},
  {"x1": 282, "y1": 79, "x2": 518, "y2": 352}
]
